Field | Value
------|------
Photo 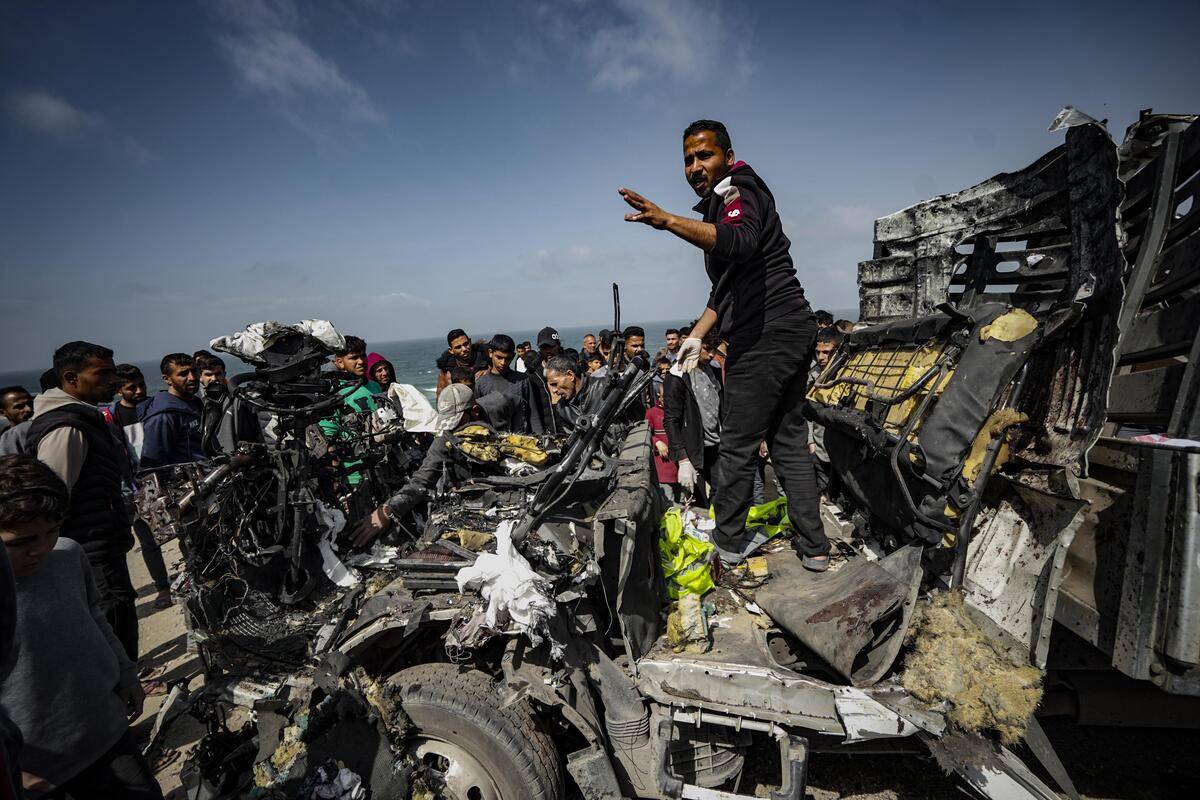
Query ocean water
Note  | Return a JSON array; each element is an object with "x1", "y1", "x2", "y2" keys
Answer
[
  {"x1": 0, "y1": 310, "x2": 857, "y2": 404},
  {"x1": 0, "y1": 320, "x2": 688, "y2": 403}
]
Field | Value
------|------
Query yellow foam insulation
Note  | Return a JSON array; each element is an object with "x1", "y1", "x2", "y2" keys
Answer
[
  {"x1": 809, "y1": 340, "x2": 954, "y2": 434},
  {"x1": 979, "y1": 309, "x2": 1037, "y2": 343},
  {"x1": 962, "y1": 408, "x2": 1029, "y2": 487},
  {"x1": 901, "y1": 591, "x2": 1043, "y2": 744}
]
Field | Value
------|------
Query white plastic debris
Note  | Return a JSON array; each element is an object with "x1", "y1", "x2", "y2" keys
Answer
[
  {"x1": 833, "y1": 686, "x2": 919, "y2": 744},
  {"x1": 455, "y1": 519, "x2": 555, "y2": 646},
  {"x1": 386, "y1": 383, "x2": 438, "y2": 433},
  {"x1": 314, "y1": 502, "x2": 359, "y2": 588},
  {"x1": 210, "y1": 319, "x2": 346, "y2": 363}
]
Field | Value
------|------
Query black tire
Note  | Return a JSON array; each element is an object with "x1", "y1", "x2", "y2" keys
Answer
[{"x1": 391, "y1": 662, "x2": 564, "y2": 800}]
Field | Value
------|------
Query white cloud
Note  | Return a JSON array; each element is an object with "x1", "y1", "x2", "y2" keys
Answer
[
  {"x1": 5, "y1": 89, "x2": 156, "y2": 163},
  {"x1": 212, "y1": 0, "x2": 384, "y2": 135},
  {"x1": 526, "y1": 0, "x2": 749, "y2": 91},
  {"x1": 6, "y1": 89, "x2": 101, "y2": 138}
]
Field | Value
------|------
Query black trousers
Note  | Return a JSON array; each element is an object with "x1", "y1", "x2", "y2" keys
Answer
[
  {"x1": 50, "y1": 731, "x2": 163, "y2": 800},
  {"x1": 714, "y1": 316, "x2": 829, "y2": 557},
  {"x1": 89, "y1": 553, "x2": 139, "y2": 663}
]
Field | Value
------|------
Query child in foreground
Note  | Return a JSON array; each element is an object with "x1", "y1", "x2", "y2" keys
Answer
[{"x1": 0, "y1": 454, "x2": 162, "y2": 799}]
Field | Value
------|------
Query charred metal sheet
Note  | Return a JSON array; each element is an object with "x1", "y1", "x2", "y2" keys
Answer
[
  {"x1": 963, "y1": 476, "x2": 1087, "y2": 667},
  {"x1": 635, "y1": 606, "x2": 845, "y2": 734},
  {"x1": 858, "y1": 115, "x2": 1127, "y2": 472},
  {"x1": 753, "y1": 545, "x2": 923, "y2": 686}
]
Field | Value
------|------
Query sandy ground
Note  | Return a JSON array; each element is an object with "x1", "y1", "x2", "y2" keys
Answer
[{"x1": 124, "y1": 541, "x2": 1200, "y2": 800}]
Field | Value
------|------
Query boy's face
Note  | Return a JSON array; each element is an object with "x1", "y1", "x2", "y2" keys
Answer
[
  {"x1": 489, "y1": 347, "x2": 514, "y2": 373},
  {"x1": 164, "y1": 363, "x2": 198, "y2": 397},
  {"x1": 0, "y1": 391, "x2": 33, "y2": 425},
  {"x1": 200, "y1": 366, "x2": 227, "y2": 387},
  {"x1": 814, "y1": 341, "x2": 837, "y2": 368},
  {"x1": 118, "y1": 378, "x2": 147, "y2": 406},
  {"x1": 586, "y1": 358, "x2": 602, "y2": 375},
  {"x1": 335, "y1": 351, "x2": 367, "y2": 377},
  {"x1": 2, "y1": 517, "x2": 61, "y2": 578}
]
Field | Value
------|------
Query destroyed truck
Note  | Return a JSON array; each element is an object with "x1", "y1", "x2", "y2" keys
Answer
[{"x1": 144, "y1": 107, "x2": 1198, "y2": 800}]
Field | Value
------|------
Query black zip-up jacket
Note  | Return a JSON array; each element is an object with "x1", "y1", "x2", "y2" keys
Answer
[
  {"x1": 662, "y1": 363, "x2": 724, "y2": 468},
  {"x1": 693, "y1": 161, "x2": 810, "y2": 345}
]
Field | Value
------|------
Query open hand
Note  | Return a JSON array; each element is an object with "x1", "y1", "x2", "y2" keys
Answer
[
  {"x1": 619, "y1": 188, "x2": 672, "y2": 229},
  {"x1": 350, "y1": 504, "x2": 392, "y2": 547}
]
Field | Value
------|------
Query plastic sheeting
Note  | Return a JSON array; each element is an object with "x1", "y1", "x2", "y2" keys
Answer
[
  {"x1": 210, "y1": 319, "x2": 346, "y2": 363},
  {"x1": 455, "y1": 519, "x2": 556, "y2": 647}
]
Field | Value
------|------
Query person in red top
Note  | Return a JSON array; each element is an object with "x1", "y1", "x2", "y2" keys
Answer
[{"x1": 644, "y1": 384, "x2": 678, "y2": 501}]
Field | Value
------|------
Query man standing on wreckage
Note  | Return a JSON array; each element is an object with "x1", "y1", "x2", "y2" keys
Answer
[{"x1": 619, "y1": 119, "x2": 829, "y2": 570}]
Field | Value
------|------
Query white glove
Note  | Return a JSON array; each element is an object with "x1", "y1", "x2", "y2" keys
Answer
[
  {"x1": 672, "y1": 337, "x2": 703, "y2": 375},
  {"x1": 677, "y1": 459, "x2": 698, "y2": 495}
]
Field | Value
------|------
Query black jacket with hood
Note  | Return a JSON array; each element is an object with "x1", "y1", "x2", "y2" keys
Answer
[{"x1": 693, "y1": 161, "x2": 811, "y2": 346}]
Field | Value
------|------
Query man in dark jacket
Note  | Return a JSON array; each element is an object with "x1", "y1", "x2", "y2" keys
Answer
[
  {"x1": 139, "y1": 353, "x2": 206, "y2": 469},
  {"x1": 28, "y1": 341, "x2": 140, "y2": 659},
  {"x1": 619, "y1": 119, "x2": 828, "y2": 569},
  {"x1": 663, "y1": 334, "x2": 723, "y2": 504}
]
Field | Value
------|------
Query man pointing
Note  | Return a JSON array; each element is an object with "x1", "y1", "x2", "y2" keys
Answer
[{"x1": 619, "y1": 119, "x2": 828, "y2": 570}]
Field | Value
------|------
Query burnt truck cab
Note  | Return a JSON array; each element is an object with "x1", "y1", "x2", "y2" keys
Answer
[{"x1": 839, "y1": 107, "x2": 1200, "y2": 702}]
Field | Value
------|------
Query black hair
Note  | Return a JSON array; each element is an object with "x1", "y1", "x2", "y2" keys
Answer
[
  {"x1": 665, "y1": 328, "x2": 680, "y2": 337},
  {"x1": 114, "y1": 364, "x2": 144, "y2": 383},
  {"x1": 562, "y1": 348, "x2": 580, "y2": 361},
  {"x1": 835, "y1": 319, "x2": 855, "y2": 333},
  {"x1": 446, "y1": 328, "x2": 468, "y2": 346},
  {"x1": 160, "y1": 352, "x2": 194, "y2": 376},
  {"x1": 701, "y1": 332, "x2": 723, "y2": 351},
  {"x1": 518, "y1": 341, "x2": 531, "y2": 350},
  {"x1": 53, "y1": 341, "x2": 113, "y2": 382},
  {"x1": 654, "y1": 356, "x2": 670, "y2": 367},
  {"x1": 0, "y1": 386, "x2": 30, "y2": 405},
  {"x1": 448, "y1": 364, "x2": 476, "y2": 385},
  {"x1": 586, "y1": 352, "x2": 604, "y2": 364},
  {"x1": 488, "y1": 334, "x2": 515, "y2": 353},
  {"x1": 817, "y1": 327, "x2": 845, "y2": 346},
  {"x1": 814, "y1": 309, "x2": 834, "y2": 327},
  {"x1": 680, "y1": 324, "x2": 692, "y2": 337},
  {"x1": 336, "y1": 336, "x2": 366, "y2": 357},
  {"x1": 683, "y1": 119, "x2": 733, "y2": 152},
  {"x1": 193, "y1": 349, "x2": 216, "y2": 361},
  {"x1": 598, "y1": 329, "x2": 613, "y2": 349},
  {"x1": 38, "y1": 369, "x2": 58, "y2": 392},
  {"x1": 622, "y1": 326, "x2": 645, "y2": 339},
  {"x1": 544, "y1": 355, "x2": 580, "y2": 376},
  {"x1": 194, "y1": 353, "x2": 226, "y2": 372},
  {"x1": 0, "y1": 454, "x2": 69, "y2": 528}
]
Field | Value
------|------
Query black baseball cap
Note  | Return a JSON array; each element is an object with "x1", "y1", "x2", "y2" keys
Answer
[{"x1": 537, "y1": 327, "x2": 560, "y2": 349}]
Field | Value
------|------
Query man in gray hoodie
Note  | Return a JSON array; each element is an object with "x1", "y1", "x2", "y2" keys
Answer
[
  {"x1": 0, "y1": 454, "x2": 161, "y2": 798},
  {"x1": 26, "y1": 341, "x2": 138, "y2": 660}
]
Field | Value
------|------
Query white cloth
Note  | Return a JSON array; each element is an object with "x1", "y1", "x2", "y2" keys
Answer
[
  {"x1": 386, "y1": 384, "x2": 438, "y2": 433},
  {"x1": 210, "y1": 319, "x2": 345, "y2": 364},
  {"x1": 456, "y1": 520, "x2": 555, "y2": 646}
]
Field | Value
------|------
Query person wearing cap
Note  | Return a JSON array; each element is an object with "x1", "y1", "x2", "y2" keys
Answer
[
  {"x1": 349, "y1": 384, "x2": 523, "y2": 545},
  {"x1": 619, "y1": 118, "x2": 827, "y2": 570},
  {"x1": 436, "y1": 328, "x2": 488, "y2": 395},
  {"x1": 520, "y1": 326, "x2": 565, "y2": 435}
]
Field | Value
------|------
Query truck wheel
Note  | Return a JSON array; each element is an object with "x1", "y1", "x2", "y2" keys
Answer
[{"x1": 391, "y1": 663, "x2": 564, "y2": 800}]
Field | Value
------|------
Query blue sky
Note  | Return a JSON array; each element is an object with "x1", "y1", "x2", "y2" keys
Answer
[{"x1": 1, "y1": 0, "x2": 1197, "y2": 369}]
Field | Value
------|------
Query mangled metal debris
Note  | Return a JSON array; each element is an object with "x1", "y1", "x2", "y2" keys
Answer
[{"x1": 137, "y1": 109, "x2": 1200, "y2": 799}]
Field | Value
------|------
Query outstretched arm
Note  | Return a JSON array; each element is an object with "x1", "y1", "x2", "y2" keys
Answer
[{"x1": 619, "y1": 188, "x2": 717, "y2": 252}]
